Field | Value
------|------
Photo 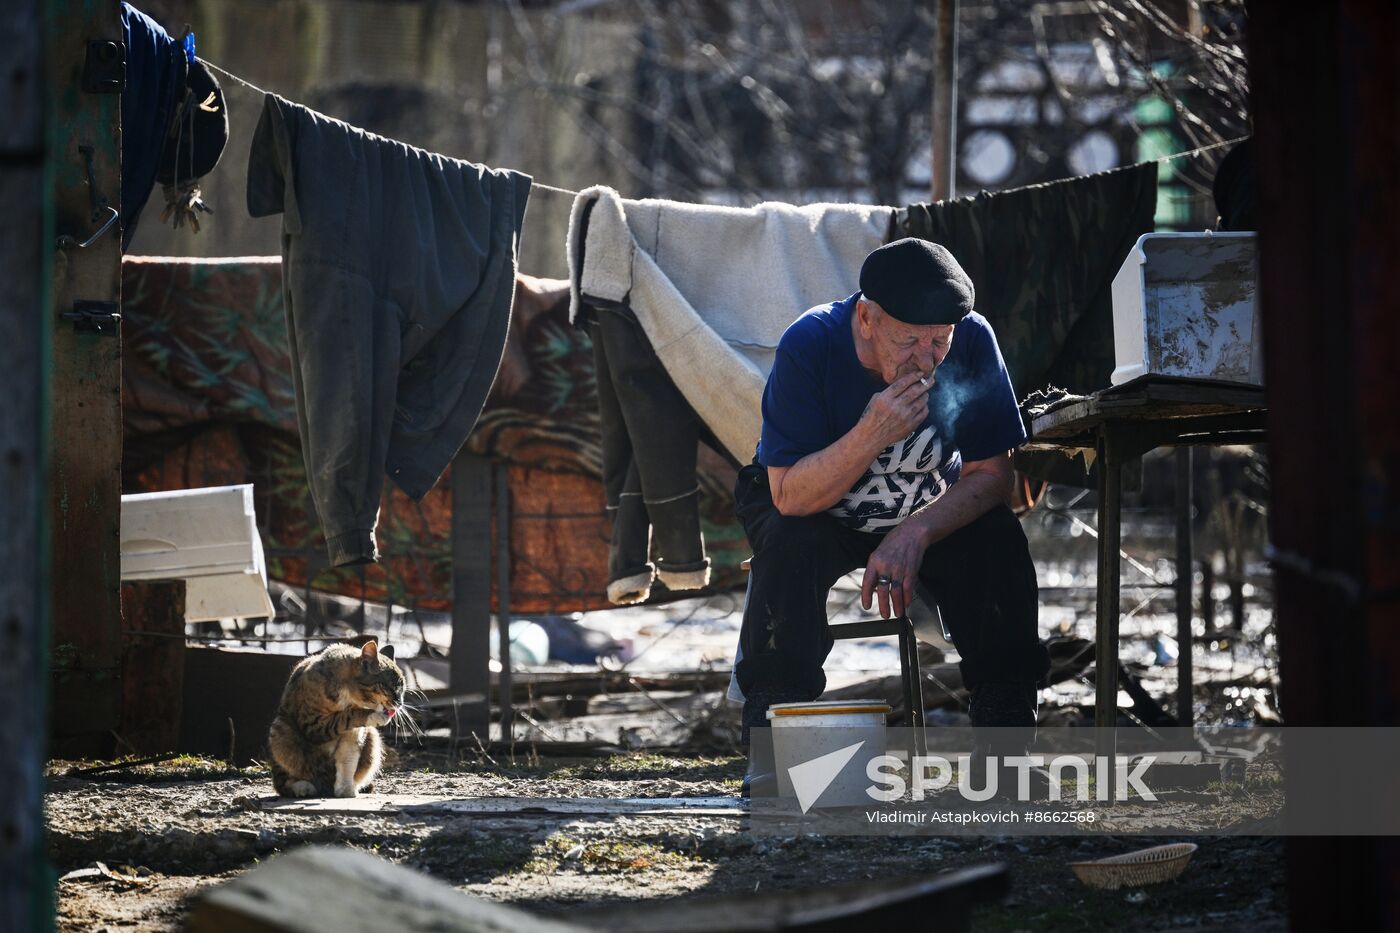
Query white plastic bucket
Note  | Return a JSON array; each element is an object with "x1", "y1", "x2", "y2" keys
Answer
[{"x1": 767, "y1": 699, "x2": 890, "y2": 809}]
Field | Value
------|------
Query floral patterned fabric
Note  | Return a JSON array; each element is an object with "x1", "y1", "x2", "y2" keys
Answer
[{"x1": 121, "y1": 257, "x2": 746, "y2": 613}]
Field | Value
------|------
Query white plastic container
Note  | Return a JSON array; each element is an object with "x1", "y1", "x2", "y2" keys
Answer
[
  {"x1": 120, "y1": 484, "x2": 275, "y2": 622},
  {"x1": 488, "y1": 619, "x2": 551, "y2": 666},
  {"x1": 767, "y1": 699, "x2": 890, "y2": 809},
  {"x1": 1110, "y1": 231, "x2": 1262, "y2": 387}
]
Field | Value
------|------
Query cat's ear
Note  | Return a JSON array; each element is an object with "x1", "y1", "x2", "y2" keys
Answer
[
  {"x1": 381, "y1": 644, "x2": 395, "y2": 660},
  {"x1": 360, "y1": 640, "x2": 379, "y2": 659}
]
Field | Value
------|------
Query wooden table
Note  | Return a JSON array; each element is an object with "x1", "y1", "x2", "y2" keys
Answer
[{"x1": 1025, "y1": 375, "x2": 1267, "y2": 796}]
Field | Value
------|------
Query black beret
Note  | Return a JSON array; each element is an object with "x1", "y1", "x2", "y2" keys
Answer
[{"x1": 858, "y1": 238, "x2": 974, "y2": 325}]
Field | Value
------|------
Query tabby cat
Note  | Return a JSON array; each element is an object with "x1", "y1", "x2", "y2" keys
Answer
[{"x1": 268, "y1": 640, "x2": 405, "y2": 798}]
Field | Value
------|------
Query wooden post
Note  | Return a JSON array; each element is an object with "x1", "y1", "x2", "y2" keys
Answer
[
  {"x1": 1174, "y1": 448, "x2": 1193, "y2": 726},
  {"x1": 0, "y1": 0, "x2": 52, "y2": 927},
  {"x1": 493, "y1": 464, "x2": 513, "y2": 741},
  {"x1": 47, "y1": 0, "x2": 124, "y2": 757},
  {"x1": 930, "y1": 0, "x2": 959, "y2": 202},
  {"x1": 120, "y1": 581, "x2": 187, "y2": 754},
  {"x1": 449, "y1": 453, "x2": 492, "y2": 746},
  {"x1": 1251, "y1": 3, "x2": 1400, "y2": 926}
]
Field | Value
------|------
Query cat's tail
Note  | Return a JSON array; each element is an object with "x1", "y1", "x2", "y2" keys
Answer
[
  {"x1": 269, "y1": 759, "x2": 293, "y2": 796},
  {"x1": 268, "y1": 715, "x2": 310, "y2": 796}
]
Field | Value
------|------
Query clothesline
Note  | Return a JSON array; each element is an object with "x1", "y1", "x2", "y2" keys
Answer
[
  {"x1": 201, "y1": 58, "x2": 584, "y2": 198},
  {"x1": 199, "y1": 57, "x2": 1244, "y2": 203}
]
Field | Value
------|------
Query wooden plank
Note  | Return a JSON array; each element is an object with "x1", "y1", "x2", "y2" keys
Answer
[
  {"x1": 450, "y1": 453, "x2": 493, "y2": 742},
  {"x1": 1030, "y1": 409, "x2": 1268, "y2": 451},
  {"x1": 260, "y1": 795, "x2": 745, "y2": 818},
  {"x1": 120, "y1": 581, "x2": 187, "y2": 753},
  {"x1": 402, "y1": 657, "x2": 733, "y2": 703},
  {"x1": 1028, "y1": 376, "x2": 1267, "y2": 444},
  {"x1": 1026, "y1": 397, "x2": 1098, "y2": 437},
  {"x1": 0, "y1": 0, "x2": 49, "y2": 926},
  {"x1": 1102, "y1": 374, "x2": 1267, "y2": 408},
  {"x1": 187, "y1": 846, "x2": 1007, "y2": 933},
  {"x1": 48, "y1": 0, "x2": 124, "y2": 755},
  {"x1": 570, "y1": 863, "x2": 1008, "y2": 932},
  {"x1": 186, "y1": 846, "x2": 584, "y2": 933},
  {"x1": 1032, "y1": 398, "x2": 1266, "y2": 441}
]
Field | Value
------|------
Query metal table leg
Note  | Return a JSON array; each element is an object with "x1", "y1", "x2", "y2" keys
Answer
[
  {"x1": 1175, "y1": 447, "x2": 1194, "y2": 726},
  {"x1": 1094, "y1": 431, "x2": 1123, "y2": 801},
  {"x1": 897, "y1": 618, "x2": 927, "y2": 757}
]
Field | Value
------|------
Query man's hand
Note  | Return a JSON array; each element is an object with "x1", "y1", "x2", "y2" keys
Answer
[
  {"x1": 857, "y1": 451, "x2": 1016, "y2": 616},
  {"x1": 860, "y1": 521, "x2": 929, "y2": 618},
  {"x1": 858, "y1": 372, "x2": 931, "y2": 451},
  {"x1": 769, "y1": 373, "x2": 930, "y2": 517}
]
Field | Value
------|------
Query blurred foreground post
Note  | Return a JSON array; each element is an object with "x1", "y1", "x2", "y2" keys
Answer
[
  {"x1": 46, "y1": 0, "x2": 124, "y2": 758},
  {"x1": 1251, "y1": 1, "x2": 1400, "y2": 927},
  {"x1": 0, "y1": 0, "x2": 51, "y2": 928}
]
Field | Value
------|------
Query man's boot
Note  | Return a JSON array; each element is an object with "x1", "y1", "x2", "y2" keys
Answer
[
  {"x1": 967, "y1": 681, "x2": 1043, "y2": 801},
  {"x1": 740, "y1": 688, "x2": 805, "y2": 798}
]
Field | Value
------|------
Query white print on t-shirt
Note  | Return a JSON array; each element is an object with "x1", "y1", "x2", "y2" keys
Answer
[{"x1": 827, "y1": 425, "x2": 954, "y2": 532}]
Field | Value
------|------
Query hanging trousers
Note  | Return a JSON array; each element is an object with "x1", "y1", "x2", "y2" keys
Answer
[{"x1": 587, "y1": 300, "x2": 711, "y2": 598}]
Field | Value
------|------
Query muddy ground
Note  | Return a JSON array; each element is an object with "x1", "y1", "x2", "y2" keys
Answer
[{"x1": 48, "y1": 750, "x2": 1285, "y2": 932}]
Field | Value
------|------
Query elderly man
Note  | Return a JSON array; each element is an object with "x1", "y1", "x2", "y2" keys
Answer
[{"x1": 736, "y1": 238, "x2": 1051, "y2": 758}]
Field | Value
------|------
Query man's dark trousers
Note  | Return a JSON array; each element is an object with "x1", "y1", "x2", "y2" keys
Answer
[{"x1": 733, "y1": 461, "x2": 1051, "y2": 721}]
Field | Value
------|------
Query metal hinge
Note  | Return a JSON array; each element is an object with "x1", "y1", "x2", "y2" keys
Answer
[{"x1": 62, "y1": 300, "x2": 121, "y2": 336}]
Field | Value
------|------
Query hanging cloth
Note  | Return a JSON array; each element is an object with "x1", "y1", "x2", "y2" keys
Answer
[
  {"x1": 119, "y1": 3, "x2": 185, "y2": 248},
  {"x1": 898, "y1": 162, "x2": 1159, "y2": 398},
  {"x1": 568, "y1": 186, "x2": 893, "y2": 602},
  {"x1": 898, "y1": 163, "x2": 1159, "y2": 487},
  {"x1": 247, "y1": 94, "x2": 531, "y2": 566}
]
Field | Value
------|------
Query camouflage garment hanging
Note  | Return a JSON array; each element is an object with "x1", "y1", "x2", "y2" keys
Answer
[
  {"x1": 897, "y1": 163, "x2": 1159, "y2": 486},
  {"x1": 120, "y1": 258, "x2": 748, "y2": 614},
  {"x1": 898, "y1": 162, "x2": 1158, "y2": 400}
]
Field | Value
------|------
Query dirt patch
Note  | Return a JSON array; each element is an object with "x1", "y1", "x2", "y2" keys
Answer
[
  {"x1": 57, "y1": 872, "x2": 221, "y2": 932},
  {"x1": 47, "y1": 750, "x2": 1285, "y2": 931}
]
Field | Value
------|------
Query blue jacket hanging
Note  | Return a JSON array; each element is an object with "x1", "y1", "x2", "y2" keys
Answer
[{"x1": 120, "y1": 3, "x2": 184, "y2": 249}]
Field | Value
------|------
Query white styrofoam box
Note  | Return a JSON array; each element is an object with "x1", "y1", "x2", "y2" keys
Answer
[
  {"x1": 120, "y1": 484, "x2": 275, "y2": 622},
  {"x1": 1110, "y1": 231, "x2": 1262, "y2": 387},
  {"x1": 181, "y1": 573, "x2": 275, "y2": 623}
]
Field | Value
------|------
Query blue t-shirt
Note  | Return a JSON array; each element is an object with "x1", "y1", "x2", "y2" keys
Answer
[{"x1": 756, "y1": 293, "x2": 1026, "y2": 532}]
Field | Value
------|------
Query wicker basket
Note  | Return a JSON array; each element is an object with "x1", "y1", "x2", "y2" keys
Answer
[{"x1": 1070, "y1": 843, "x2": 1198, "y2": 890}]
